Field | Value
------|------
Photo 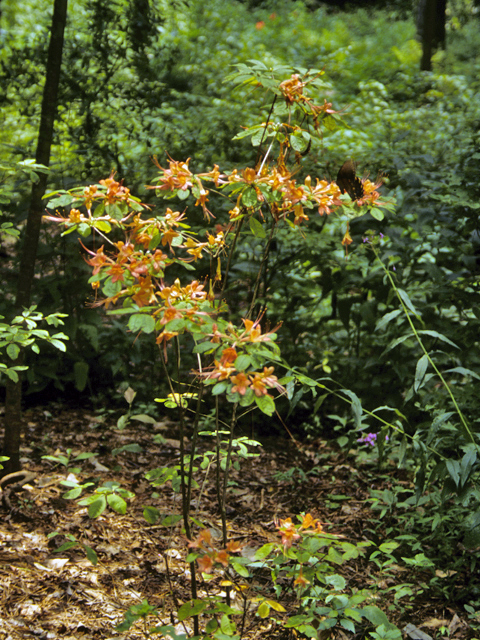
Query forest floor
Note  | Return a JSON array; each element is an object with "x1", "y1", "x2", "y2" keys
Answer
[{"x1": 0, "y1": 403, "x2": 475, "y2": 640}]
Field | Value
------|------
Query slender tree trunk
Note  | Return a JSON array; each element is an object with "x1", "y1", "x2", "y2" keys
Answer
[
  {"x1": 418, "y1": 0, "x2": 446, "y2": 71},
  {"x1": 2, "y1": 0, "x2": 68, "y2": 475}
]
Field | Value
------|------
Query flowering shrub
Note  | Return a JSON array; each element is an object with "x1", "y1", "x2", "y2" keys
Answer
[{"x1": 45, "y1": 62, "x2": 397, "y2": 638}]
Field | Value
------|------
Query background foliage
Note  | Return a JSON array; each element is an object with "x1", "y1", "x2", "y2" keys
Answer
[{"x1": 2, "y1": 0, "x2": 480, "y2": 611}]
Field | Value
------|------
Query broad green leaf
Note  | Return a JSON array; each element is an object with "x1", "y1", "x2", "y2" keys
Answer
[
  {"x1": 178, "y1": 599, "x2": 207, "y2": 621},
  {"x1": 254, "y1": 543, "x2": 275, "y2": 560},
  {"x1": 88, "y1": 496, "x2": 107, "y2": 519},
  {"x1": 62, "y1": 487, "x2": 83, "y2": 500},
  {"x1": 361, "y1": 605, "x2": 391, "y2": 627},
  {"x1": 234, "y1": 354, "x2": 251, "y2": 371},
  {"x1": 369, "y1": 207, "x2": 384, "y2": 221},
  {"x1": 231, "y1": 561, "x2": 249, "y2": 577},
  {"x1": 325, "y1": 574, "x2": 346, "y2": 590},
  {"x1": 143, "y1": 506, "x2": 160, "y2": 524},
  {"x1": 107, "y1": 493, "x2": 127, "y2": 514},
  {"x1": 249, "y1": 216, "x2": 266, "y2": 238},
  {"x1": 446, "y1": 459, "x2": 460, "y2": 487},
  {"x1": 6, "y1": 343, "x2": 20, "y2": 360},
  {"x1": 254, "y1": 394, "x2": 275, "y2": 416},
  {"x1": 49, "y1": 338, "x2": 67, "y2": 352},
  {"x1": 340, "y1": 619, "x2": 356, "y2": 633},
  {"x1": 128, "y1": 314, "x2": 156, "y2": 334},
  {"x1": 379, "y1": 541, "x2": 399, "y2": 554},
  {"x1": 414, "y1": 354, "x2": 428, "y2": 392},
  {"x1": 220, "y1": 614, "x2": 236, "y2": 634},
  {"x1": 241, "y1": 187, "x2": 257, "y2": 208}
]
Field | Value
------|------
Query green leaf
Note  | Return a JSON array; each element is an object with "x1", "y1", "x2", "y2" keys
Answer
[
  {"x1": 379, "y1": 541, "x2": 399, "y2": 554},
  {"x1": 257, "y1": 602, "x2": 270, "y2": 618},
  {"x1": 178, "y1": 599, "x2": 207, "y2": 621},
  {"x1": 93, "y1": 220, "x2": 112, "y2": 233},
  {"x1": 49, "y1": 338, "x2": 67, "y2": 352},
  {"x1": 231, "y1": 561, "x2": 250, "y2": 577},
  {"x1": 396, "y1": 288, "x2": 418, "y2": 315},
  {"x1": 6, "y1": 343, "x2": 20, "y2": 360},
  {"x1": 130, "y1": 414, "x2": 156, "y2": 424},
  {"x1": 325, "y1": 574, "x2": 346, "y2": 590},
  {"x1": 88, "y1": 496, "x2": 107, "y2": 519},
  {"x1": 212, "y1": 380, "x2": 229, "y2": 395},
  {"x1": 62, "y1": 487, "x2": 83, "y2": 500},
  {"x1": 254, "y1": 394, "x2": 275, "y2": 416},
  {"x1": 143, "y1": 506, "x2": 160, "y2": 524},
  {"x1": 414, "y1": 354, "x2": 428, "y2": 392},
  {"x1": 369, "y1": 207, "x2": 384, "y2": 221},
  {"x1": 446, "y1": 459, "x2": 460, "y2": 487},
  {"x1": 375, "y1": 310, "x2": 402, "y2": 332},
  {"x1": 341, "y1": 389, "x2": 362, "y2": 427},
  {"x1": 83, "y1": 544, "x2": 98, "y2": 565},
  {"x1": 128, "y1": 314, "x2": 156, "y2": 334},
  {"x1": 112, "y1": 443, "x2": 143, "y2": 456},
  {"x1": 444, "y1": 366, "x2": 480, "y2": 381},
  {"x1": 107, "y1": 493, "x2": 127, "y2": 514},
  {"x1": 220, "y1": 613, "x2": 236, "y2": 634},
  {"x1": 340, "y1": 618, "x2": 356, "y2": 633},
  {"x1": 249, "y1": 216, "x2": 266, "y2": 238},
  {"x1": 361, "y1": 605, "x2": 391, "y2": 627},
  {"x1": 254, "y1": 543, "x2": 275, "y2": 560},
  {"x1": 55, "y1": 540, "x2": 78, "y2": 553},
  {"x1": 5, "y1": 369, "x2": 19, "y2": 382},
  {"x1": 417, "y1": 330, "x2": 459, "y2": 349},
  {"x1": 234, "y1": 354, "x2": 251, "y2": 371}
]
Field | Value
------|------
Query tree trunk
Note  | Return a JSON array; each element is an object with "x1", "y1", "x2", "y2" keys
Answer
[
  {"x1": 418, "y1": 0, "x2": 446, "y2": 71},
  {"x1": 2, "y1": 0, "x2": 68, "y2": 476}
]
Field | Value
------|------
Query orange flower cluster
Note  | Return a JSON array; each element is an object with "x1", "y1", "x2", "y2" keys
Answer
[
  {"x1": 197, "y1": 319, "x2": 285, "y2": 398},
  {"x1": 277, "y1": 513, "x2": 325, "y2": 551},
  {"x1": 227, "y1": 163, "x2": 343, "y2": 221},
  {"x1": 188, "y1": 529, "x2": 243, "y2": 575}
]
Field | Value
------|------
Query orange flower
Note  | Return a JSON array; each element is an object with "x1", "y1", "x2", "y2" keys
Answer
[
  {"x1": 220, "y1": 348, "x2": 238, "y2": 365},
  {"x1": 161, "y1": 306, "x2": 183, "y2": 325},
  {"x1": 226, "y1": 540, "x2": 244, "y2": 553},
  {"x1": 230, "y1": 372, "x2": 250, "y2": 396},
  {"x1": 197, "y1": 554, "x2": 214, "y2": 573},
  {"x1": 86, "y1": 246, "x2": 111, "y2": 275},
  {"x1": 300, "y1": 513, "x2": 318, "y2": 530},
  {"x1": 278, "y1": 517, "x2": 301, "y2": 549},
  {"x1": 294, "y1": 568, "x2": 310, "y2": 588},
  {"x1": 214, "y1": 550, "x2": 230, "y2": 567},
  {"x1": 108, "y1": 264, "x2": 125, "y2": 283}
]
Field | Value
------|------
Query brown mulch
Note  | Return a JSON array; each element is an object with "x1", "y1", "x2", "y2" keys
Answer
[{"x1": 0, "y1": 404, "x2": 474, "y2": 639}]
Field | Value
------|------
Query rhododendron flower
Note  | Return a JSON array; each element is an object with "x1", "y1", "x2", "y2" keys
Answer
[
  {"x1": 278, "y1": 517, "x2": 301, "y2": 549},
  {"x1": 197, "y1": 554, "x2": 214, "y2": 573},
  {"x1": 214, "y1": 550, "x2": 230, "y2": 567},
  {"x1": 220, "y1": 348, "x2": 238, "y2": 365},
  {"x1": 294, "y1": 568, "x2": 310, "y2": 588},
  {"x1": 230, "y1": 372, "x2": 251, "y2": 396}
]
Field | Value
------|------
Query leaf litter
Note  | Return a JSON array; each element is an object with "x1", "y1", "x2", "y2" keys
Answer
[{"x1": 0, "y1": 404, "x2": 474, "y2": 639}]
